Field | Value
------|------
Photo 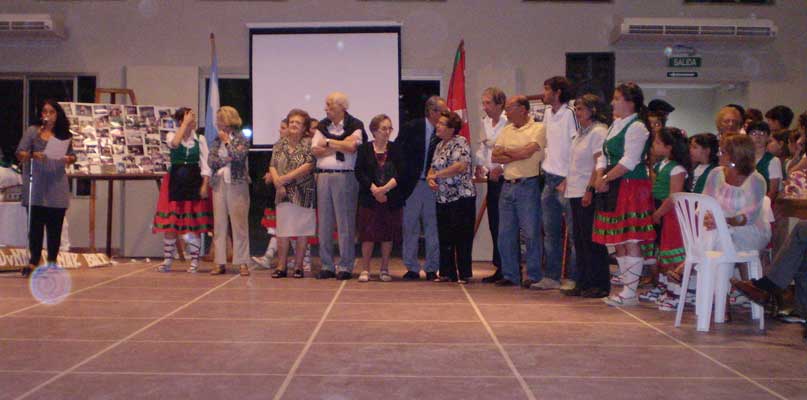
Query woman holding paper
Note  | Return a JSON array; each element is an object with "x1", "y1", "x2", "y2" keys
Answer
[{"x1": 15, "y1": 99, "x2": 76, "y2": 278}]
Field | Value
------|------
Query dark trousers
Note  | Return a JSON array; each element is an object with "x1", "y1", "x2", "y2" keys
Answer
[
  {"x1": 437, "y1": 196, "x2": 476, "y2": 281},
  {"x1": 569, "y1": 198, "x2": 610, "y2": 292},
  {"x1": 28, "y1": 206, "x2": 67, "y2": 266},
  {"x1": 487, "y1": 177, "x2": 503, "y2": 269},
  {"x1": 768, "y1": 220, "x2": 807, "y2": 315}
]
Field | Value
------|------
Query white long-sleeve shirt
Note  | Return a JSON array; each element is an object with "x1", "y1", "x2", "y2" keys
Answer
[
  {"x1": 596, "y1": 113, "x2": 649, "y2": 172},
  {"x1": 541, "y1": 103, "x2": 579, "y2": 177},
  {"x1": 474, "y1": 112, "x2": 507, "y2": 170}
]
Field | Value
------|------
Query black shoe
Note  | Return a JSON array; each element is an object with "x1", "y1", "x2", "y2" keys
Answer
[
  {"x1": 292, "y1": 269, "x2": 304, "y2": 279},
  {"x1": 271, "y1": 269, "x2": 287, "y2": 279},
  {"x1": 316, "y1": 270, "x2": 336, "y2": 280},
  {"x1": 580, "y1": 288, "x2": 610, "y2": 298},
  {"x1": 20, "y1": 266, "x2": 32, "y2": 278},
  {"x1": 481, "y1": 271, "x2": 503, "y2": 283},
  {"x1": 495, "y1": 279, "x2": 516, "y2": 287},
  {"x1": 425, "y1": 271, "x2": 438, "y2": 281},
  {"x1": 562, "y1": 287, "x2": 583, "y2": 297},
  {"x1": 336, "y1": 271, "x2": 352, "y2": 280},
  {"x1": 402, "y1": 271, "x2": 420, "y2": 281},
  {"x1": 521, "y1": 279, "x2": 537, "y2": 289}
]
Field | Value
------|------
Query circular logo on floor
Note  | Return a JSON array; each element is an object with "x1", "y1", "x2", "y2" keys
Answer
[{"x1": 29, "y1": 264, "x2": 72, "y2": 305}]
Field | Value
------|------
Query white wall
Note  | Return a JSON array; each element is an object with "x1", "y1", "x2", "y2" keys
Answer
[{"x1": 2, "y1": 0, "x2": 806, "y2": 257}]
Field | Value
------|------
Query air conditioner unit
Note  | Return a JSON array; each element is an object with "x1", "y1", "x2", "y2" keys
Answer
[
  {"x1": 0, "y1": 14, "x2": 66, "y2": 40},
  {"x1": 611, "y1": 17, "x2": 776, "y2": 44}
]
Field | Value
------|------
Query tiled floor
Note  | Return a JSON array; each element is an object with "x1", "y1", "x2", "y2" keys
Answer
[{"x1": 1, "y1": 260, "x2": 805, "y2": 400}]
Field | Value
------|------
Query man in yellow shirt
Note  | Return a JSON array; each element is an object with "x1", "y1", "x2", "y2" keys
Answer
[{"x1": 491, "y1": 95, "x2": 546, "y2": 287}]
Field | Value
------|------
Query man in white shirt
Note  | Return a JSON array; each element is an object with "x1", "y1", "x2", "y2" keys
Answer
[
  {"x1": 474, "y1": 87, "x2": 508, "y2": 283},
  {"x1": 534, "y1": 76, "x2": 579, "y2": 291},
  {"x1": 311, "y1": 92, "x2": 366, "y2": 280}
]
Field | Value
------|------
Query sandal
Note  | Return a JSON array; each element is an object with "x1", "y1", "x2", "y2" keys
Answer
[
  {"x1": 239, "y1": 265, "x2": 250, "y2": 277},
  {"x1": 271, "y1": 269, "x2": 287, "y2": 278},
  {"x1": 209, "y1": 265, "x2": 226, "y2": 275},
  {"x1": 292, "y1": 269, "x2": 304, "y2": 279}
]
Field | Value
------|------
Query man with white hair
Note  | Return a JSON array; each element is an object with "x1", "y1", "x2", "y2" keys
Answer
[{"x1": 312, "y1": 92, "x2": 367, "y2": 280}]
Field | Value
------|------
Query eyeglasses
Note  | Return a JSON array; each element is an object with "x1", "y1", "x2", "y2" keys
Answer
[{"x1": 748, "y1": 130, "x2": 768, "y2": 137}]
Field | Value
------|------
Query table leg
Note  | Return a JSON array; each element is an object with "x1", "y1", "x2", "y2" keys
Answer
[
  {"x1": 106, "y1": 180, "x2": 114, "y2": 257},
  {"x1": 89, "y1": 180, "x2": 96, "y2": 252}
]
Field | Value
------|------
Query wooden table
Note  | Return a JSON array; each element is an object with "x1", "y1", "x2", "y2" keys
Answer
[{"x1": 68, "y1": 173, "x2": 164, "y2": 256}]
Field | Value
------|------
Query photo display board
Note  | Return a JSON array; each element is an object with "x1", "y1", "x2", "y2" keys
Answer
[{"x1": 60, "y1": 102, "x2": 179, "y2": 174}]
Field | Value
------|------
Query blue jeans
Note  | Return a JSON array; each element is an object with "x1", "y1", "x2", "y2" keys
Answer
[
  {"x1": 541, "y1": 172, "x2": 576, "y2": 281},
  {"x1": 498, "y1": 177, "x2": 542, "y2": 284},
  {"x1": 402, "y1": 180, "x2": 440, "y2": 272}
]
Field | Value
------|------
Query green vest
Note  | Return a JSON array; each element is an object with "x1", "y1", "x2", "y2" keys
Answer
[
  {"x1": 652, "y1": 160, "x2": 679, "y2": 201},
  {"x1": 755, "y1": 152, "x2": 774, "y2": 190},
  {"x1": 169, "y1": 137, "x2": 201, "y2": 167},
  {"x1": 603, "y1": 116, "x2": 649, "y2": 179},
  {"x1": 691, "y1": 164, "x2": 716, "y2": 194}
]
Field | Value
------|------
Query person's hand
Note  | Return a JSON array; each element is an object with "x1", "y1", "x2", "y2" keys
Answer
[
  {"x1": 370, "y1": 183, "x2": 382, "y2": 196},
  {"x1": 427, "y1": 169, "x2": 438, "y2": 181},
  {"x1": 274, "y1": 174, "x2": 288, "y2": 187},
  {"x1": 183, "y1": 110, "x2": 196, "y2": 128},
  {"x1": 263, "y1": 171, "x2": 273, "y2": 185},
  {"x1": 199, "y1": 183, "x2": 209, "y2": 199},
  {"x1": 32, "y1": 152, "x2": 45, "y2": 161},
  {"x1": 594, "y1": 177, "x2": 609, "y2": 193},
  {"x1": 16, "y1": 151, "x2": 30, "y2": 162},
  {"x1": 427, "y1": 178, "x2": 438, "y2": 191},
  {"x1": 373, "y1": 191, "x2": 387, "y2": 203},
  {"x1": 704, "y1": 211, "x2": 716, "y2": 231},
  {"x1": 489, "y1": 165, "x2": 503, "y2": 181},
  {"x1": 217, "y1": 130, "x2": 229, "y2": 143},
  {"x1": 582, "y1": 190, "x2": 593, "y2": 207},
  {"x1": 556, "y1": 179, "x2": 567, "y2": 194},
  {"x1": 63, "y1": 155, "x2": 76, "y2": 165}
]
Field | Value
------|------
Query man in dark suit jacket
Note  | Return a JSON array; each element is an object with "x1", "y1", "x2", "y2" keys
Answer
[{"x1": 396, "y1": 96, "x2": 446, "y2": 280}]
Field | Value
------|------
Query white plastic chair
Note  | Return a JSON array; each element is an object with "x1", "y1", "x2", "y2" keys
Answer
[{"x1": 671, "y1": 193, "x2": 765, "y2": 332}]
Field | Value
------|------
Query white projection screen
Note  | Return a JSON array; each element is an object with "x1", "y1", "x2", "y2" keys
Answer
[{"x1": 250, "y1": 23, "x2": 401, "y2": 148}]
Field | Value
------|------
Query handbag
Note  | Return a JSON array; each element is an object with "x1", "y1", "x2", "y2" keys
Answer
[{"x1": 593, "y1": 166, "x2": 621, "y2": 212}]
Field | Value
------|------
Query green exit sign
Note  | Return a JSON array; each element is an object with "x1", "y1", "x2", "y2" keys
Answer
[{"x1": 668, "y1": 56, "x2": 702, "y2": 68}]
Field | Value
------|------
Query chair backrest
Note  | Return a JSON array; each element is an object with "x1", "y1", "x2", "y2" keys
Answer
[{"x1": 671, "y1": 193, "x2": 738, "y2": 260}]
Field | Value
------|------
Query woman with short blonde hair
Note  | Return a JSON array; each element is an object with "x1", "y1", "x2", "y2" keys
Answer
[{"x1": 208, "y1": 106, "x2": 252, "y2": 276}]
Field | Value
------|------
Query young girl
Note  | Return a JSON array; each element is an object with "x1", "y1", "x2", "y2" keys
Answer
[
  {"x1": 689, "y1": 133, "x2": 720, "y2": 194},
  {"x1": 153, "y1": 108, "x2": 212, "y2": 273},
  {"x1": 645, "y1": 128, "x2": 690, "y2": 311},
  {"x1": 748, "y1": 121, "x2": 782, "y2": 201}
]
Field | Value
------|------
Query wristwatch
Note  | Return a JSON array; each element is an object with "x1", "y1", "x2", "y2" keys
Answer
[{"x1": 325, "y1": 139, "x2": 331, "y2": 147}]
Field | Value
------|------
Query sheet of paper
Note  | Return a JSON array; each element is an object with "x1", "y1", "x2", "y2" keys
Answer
[{"x1": 44, "y1": 138, "x2": 70, "y2": 160}]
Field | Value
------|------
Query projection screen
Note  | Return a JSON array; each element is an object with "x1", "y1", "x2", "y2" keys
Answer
[{"x1": 249, "y1": 23, "x2": 401, "y2": 147}]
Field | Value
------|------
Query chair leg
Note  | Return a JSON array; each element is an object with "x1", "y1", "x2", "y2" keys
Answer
[
  {"x1": 747, "y1": 259, "x2": 765, "y2": 331},
  {"x1": 675, "y1": 261, "x2": 693, "y2": 328},
  {"x1": 713, "y1": 262, "x2": 733, "y2": 324},
  {"x1": 697, "y1": 260, "x2": 716, "y2": 332}
]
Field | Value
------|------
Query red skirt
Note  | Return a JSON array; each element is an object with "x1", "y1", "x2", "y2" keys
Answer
[
  {"x1": 593, "y1": 178, "x2": 656, "y2": 256},
  {"x1": 261, "y1": 207, "x2": 277, "y2": 229},
  {"x1": 152, "y1": 174, "x2": 213, "y2": 234},
  {"x1": 657, "y1": 209, "x2": 685, "y2": 269}
]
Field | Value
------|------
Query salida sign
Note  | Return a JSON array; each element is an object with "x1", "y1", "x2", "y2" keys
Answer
[{"x1": 668, "y1": 56, "x2": 702, "y2": 68}]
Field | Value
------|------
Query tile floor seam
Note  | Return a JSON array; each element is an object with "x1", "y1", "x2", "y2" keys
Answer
[
  {"x1": 271, "y1": 280, "x2": 346, "y2": 400},
  {"x1": 9, "y1": 272, "x2": 242, "y2": 400},
  {"x1": 0, "y1": 265, "x2": 154, "y2": 319},
  {"x1": 460, "y1": 285, "x2": 537, "y2": 400},
  {"x1": 614, "y1": 306, "x2": 790, "y2": 400}
]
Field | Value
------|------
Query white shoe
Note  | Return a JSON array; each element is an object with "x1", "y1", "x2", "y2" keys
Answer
[
  {"x1": 358, "y1": 271, "x2": 370, "y2": 282},
  {"x1": 251, "y1": 256, "x2": 272, "y2": 269},
  {"x1": 530, "y1": 278, "x2": 561, "y2": 290},
  {"x1": 603, "y1": 294, "x2": 639, "y2": 307},
  {"x1": 560, "y1": 279, "x2": 576, "y2": 291},
  {"x1": 186, "y1": 266, "x2": 198, "y2": 274},
  {"x1": 379, "y1": 271, "x2": 392, "y2": 282}
]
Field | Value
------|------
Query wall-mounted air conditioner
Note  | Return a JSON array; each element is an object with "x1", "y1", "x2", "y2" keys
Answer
[
  {"x1": 0, "y1": 14, "x2": 66, "y2": 40},
  {"x1": 611, "y1": 17, "x2": 776, "y2": 44}
]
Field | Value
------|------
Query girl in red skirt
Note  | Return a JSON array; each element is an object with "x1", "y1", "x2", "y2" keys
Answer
[
  {"x1": 649, "y1": 127, "x2": 690, "y2": 311},
  {"x1": 153, "y1": 108, "x2": 213, "y2": 273},
  {"x1": 592, "y1": 83, "x2": 656, "y2": 306}
]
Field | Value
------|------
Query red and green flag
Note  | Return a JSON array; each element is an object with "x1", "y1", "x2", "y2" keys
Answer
[{"x1": 447, "y1": 40, "x2": 470, "y2": 141}]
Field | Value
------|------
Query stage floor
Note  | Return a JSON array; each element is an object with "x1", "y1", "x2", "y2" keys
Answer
[{"x1": 0, "y1": 260, "x2": 805, "y2": 400}]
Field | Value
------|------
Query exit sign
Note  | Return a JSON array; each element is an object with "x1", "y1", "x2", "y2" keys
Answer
[{"x1": 668, "y1": 56, "x2": 702, "y2": 68}]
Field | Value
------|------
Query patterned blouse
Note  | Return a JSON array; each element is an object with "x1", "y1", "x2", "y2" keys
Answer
[
  {"x1": 430, "y1": 135, "x2": 476, "y2": 204},
  {"x1": 270, "y1": 136, "x2": 316, "y2": 209}
]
